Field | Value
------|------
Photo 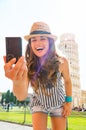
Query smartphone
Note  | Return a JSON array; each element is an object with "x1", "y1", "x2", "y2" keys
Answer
[{"x1": 6, "y1": 37, "x2": 22, "y2": 63}]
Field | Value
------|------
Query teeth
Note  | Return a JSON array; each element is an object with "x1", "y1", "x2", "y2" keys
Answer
[{"x1": 36, "y1": 47, "x2": 43, "y2": 51}]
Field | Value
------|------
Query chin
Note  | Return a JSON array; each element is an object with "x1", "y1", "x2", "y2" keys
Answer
[{"x1": 36, "y1": 53, "x2": 46, "y2": 58}]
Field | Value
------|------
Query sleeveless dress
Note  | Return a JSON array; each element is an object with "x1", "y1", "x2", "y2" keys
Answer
[{"x1": 30, "y1": 71, "x2": 65, "y2": 111}]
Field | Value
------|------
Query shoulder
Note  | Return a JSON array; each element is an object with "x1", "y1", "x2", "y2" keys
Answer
[
  {"x1": 58, "y1": 56, "x2": 69, "y2": 73},
  {"x1": 58, "y1": 56, "x2": 71, "y2": 81}
]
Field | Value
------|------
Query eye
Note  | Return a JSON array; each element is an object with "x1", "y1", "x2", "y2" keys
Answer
[
  {"x1": 31, "y1": 39, "x2": 37, "y2": 42},
  {"x1": 40, "y1": 37, "x2": 47, "y2": 41},
  {"x1": 41, "y1": 38, "x2": 46, "y2": 40}
]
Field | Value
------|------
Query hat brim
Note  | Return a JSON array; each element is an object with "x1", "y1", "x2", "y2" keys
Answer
[{"x1": 24, "y1": 34, "x2": 57, "y2": 41}]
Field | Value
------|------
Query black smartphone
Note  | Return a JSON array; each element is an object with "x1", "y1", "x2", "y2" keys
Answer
[{"x1": 5, "y1": 37, "x2": 22, "y2": 63}]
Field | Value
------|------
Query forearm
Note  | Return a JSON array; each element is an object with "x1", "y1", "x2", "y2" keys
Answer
[
  {"x1": 13, "y1": 80, "x2": 29, "y2": 101},
  {"x1": 4, "y1": 56, "x2": 29, "y2": 101},
  {"x1": 62, "y1": 78, "x2": 72, "y2": 117},
  {"x1": 64, "y1": 78, "x2": 72, "y2": 96}
]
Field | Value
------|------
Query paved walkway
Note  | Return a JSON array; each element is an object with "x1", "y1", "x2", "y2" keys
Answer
[{"x1": 0, "y1": 121, "x2": 33, "y2": 130}]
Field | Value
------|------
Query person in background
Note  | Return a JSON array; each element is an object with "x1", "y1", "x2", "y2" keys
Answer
[
  {"x1": 6, "y1": 102, "x2": 10, "y2": 112},
  {"x1": 4, "y1": 21, "x2": 72, "y2": 130}
]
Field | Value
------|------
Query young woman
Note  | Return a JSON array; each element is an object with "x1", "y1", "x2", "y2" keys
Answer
[{"x1": 4, "y1": 21, "x2": 72, "y2": 130}]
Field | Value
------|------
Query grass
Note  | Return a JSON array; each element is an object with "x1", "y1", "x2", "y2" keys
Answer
[
  {"x1": 0, "y1": 106, "x2": 32, "y2": 125},
  {"x1": 0, "y1": 106, "x2": 86, "y2": 130},
  {"x1": 68, "y1": 111, "x2": 86, "y2": 130},
  {"x1": 68, "y1": 117, "x2": 86, "y2": 130}
]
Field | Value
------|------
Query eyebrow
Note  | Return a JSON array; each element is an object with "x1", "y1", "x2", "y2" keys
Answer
[{"x1": 31, "y1": 36, "x2": 47, "y2": 39}]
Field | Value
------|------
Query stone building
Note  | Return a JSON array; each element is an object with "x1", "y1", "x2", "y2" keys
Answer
[
  {"x1": 81, "y1": 90, "x2": 86, "y2": 107},
  {"x1": 58, "y1": 33, "x2": 81, "y2": 107}
]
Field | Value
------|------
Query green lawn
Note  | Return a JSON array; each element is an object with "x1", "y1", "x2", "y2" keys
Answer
[
  {"x1": 0, "y1": 106, "x2": 32, "y2": 125},
  {"x1": 68, "y1": 117, "x2": 86, "y2": 130},
  {"x1": 68, "y1": 111, "x2": 86, "y2": 130},
  {"x1": 0, "y1": 106, "x2": 86, "y2": 130}
]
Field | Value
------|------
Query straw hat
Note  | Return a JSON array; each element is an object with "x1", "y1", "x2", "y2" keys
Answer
[{"x1": 24, "y1": 21, "x2": 57, "y2": 41}]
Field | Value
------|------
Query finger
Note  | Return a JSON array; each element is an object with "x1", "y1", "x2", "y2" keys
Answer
[
  {"x1": 23, "y1": 69, "x2": 28, "y2": 80},
  {"x1": 4, "y1": 58, "x2": 16, "y2": 70},
  {"x1": 4, "y1": 58, "x2": 17, "y2": 79},
  {"x1": 62, "y1": 108, "x2": 68, "y2": 117},
  {"x1": 11, "y1": 57, "x2": 26, "y2": 79},
  {"x1": 63, "y1": 109, "x2": 71, "y2": 117},
  {"x1": 16, "y1": 62, "x2": 27, "y2": 79},
  {"x1": 66, "y1": 111, "x2": 71, "y2": 117},
  {"x1": 15, "y1": 56, "x2": 24, "y2": 66},
  {"x1": 62, "y1": 110, "x2": 66, "y2": 117},
  {"x1": 13, "y1": 56, "x2": 25, "y2": 74}
]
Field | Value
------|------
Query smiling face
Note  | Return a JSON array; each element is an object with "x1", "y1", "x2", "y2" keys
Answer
[{"x1": 30, "y1": 36, "x2": 49, "y2": 57}]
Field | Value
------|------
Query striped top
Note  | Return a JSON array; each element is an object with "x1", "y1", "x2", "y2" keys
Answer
[{"x1": 30, "y1": 71, "x2": 65, "y2": 109}]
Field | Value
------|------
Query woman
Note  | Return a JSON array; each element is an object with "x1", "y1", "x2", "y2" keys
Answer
[{"x1": 4, "y1": 21, "x2": 72, "y2": 130}]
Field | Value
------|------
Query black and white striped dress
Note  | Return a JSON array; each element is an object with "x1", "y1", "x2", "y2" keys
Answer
[{"x1": 30, "y1": 71, "x2": 65, "y2": 110}]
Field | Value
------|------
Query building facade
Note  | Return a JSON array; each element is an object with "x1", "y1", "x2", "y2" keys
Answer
[
  {"x1": 81, "y1": 90, "x2": 86, "y2": 108},
  {"x1": 58, "y1": 33, "x2": 81, "y2": 107}
]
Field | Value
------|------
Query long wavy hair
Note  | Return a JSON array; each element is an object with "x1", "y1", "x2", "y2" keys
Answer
[{"x1": 25, "y1": 38, "x2": 60, "y2": 95}]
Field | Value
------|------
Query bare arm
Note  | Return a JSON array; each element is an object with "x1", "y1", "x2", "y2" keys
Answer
[
  {"x1": 4, "y1": 56, "x2": 29, "y2": 101},
  {"x1": 60, "y1": 58, "x2": 72, "y2": 96},
  {"x1": 61, "y1": 58, "x2": 72, "y2": 97},
  {"x1": 59, "y1": 57, "x2": 72, "y2": 117}
]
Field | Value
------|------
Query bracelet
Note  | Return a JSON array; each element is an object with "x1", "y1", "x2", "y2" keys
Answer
[{"x1": 65, "y1": 96, "x2": 72, "y2": 102}]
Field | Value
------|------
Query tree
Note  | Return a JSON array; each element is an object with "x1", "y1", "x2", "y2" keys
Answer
[
  {"x1": 5, "y1": 90, "x2": 10, "y2": 103},
  {"x1": 1, "y1": 90, "x2": 30, "y2": 106},
  {"x1": 1, "y1": 90, "x2": 17, "y2": 105},
  {"x1": 1, "y1": 93, "x2": 6, "y2": 104}
]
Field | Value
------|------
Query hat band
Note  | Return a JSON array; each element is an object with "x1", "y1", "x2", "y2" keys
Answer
[{"x1": 30, "y1": 30, "x2": 51, "y2": 35}]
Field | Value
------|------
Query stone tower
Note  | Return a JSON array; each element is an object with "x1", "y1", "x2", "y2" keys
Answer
[{"x1": 58, "y1": 33, "x2": 81, "y2": 107}]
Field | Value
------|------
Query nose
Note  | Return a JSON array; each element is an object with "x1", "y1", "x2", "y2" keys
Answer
[{"x1": 37, "y1": 39, "x2": 43, "y2": 45}]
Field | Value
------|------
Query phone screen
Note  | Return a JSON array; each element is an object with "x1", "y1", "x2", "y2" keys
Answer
[{"x1": 6, "y1": 37, "x2": 22, "y2": 63}]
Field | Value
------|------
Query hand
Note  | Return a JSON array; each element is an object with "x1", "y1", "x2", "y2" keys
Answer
[
  {"x1": 3, "y1": 56, "x2": 28, "y2": 101},
  {"x1": 3, "y1": 56, "x2": 28, "y2": 81},
  {"x1": 62, "y1": 102, "x2": 72, "y2": 117}
]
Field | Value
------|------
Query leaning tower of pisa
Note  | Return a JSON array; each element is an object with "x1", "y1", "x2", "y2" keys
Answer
[{"x1": 58, "y1": 33, "x2": 81, "y2": 107}]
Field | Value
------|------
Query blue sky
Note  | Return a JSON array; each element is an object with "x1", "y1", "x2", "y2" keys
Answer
[{"x1": 0, "y1": 0, "x2": 86, "y2": 92}]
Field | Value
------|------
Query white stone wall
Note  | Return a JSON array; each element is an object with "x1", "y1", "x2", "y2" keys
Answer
[{"x1": 58, "y1": 33, "x2": 81, "y2": 107}]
